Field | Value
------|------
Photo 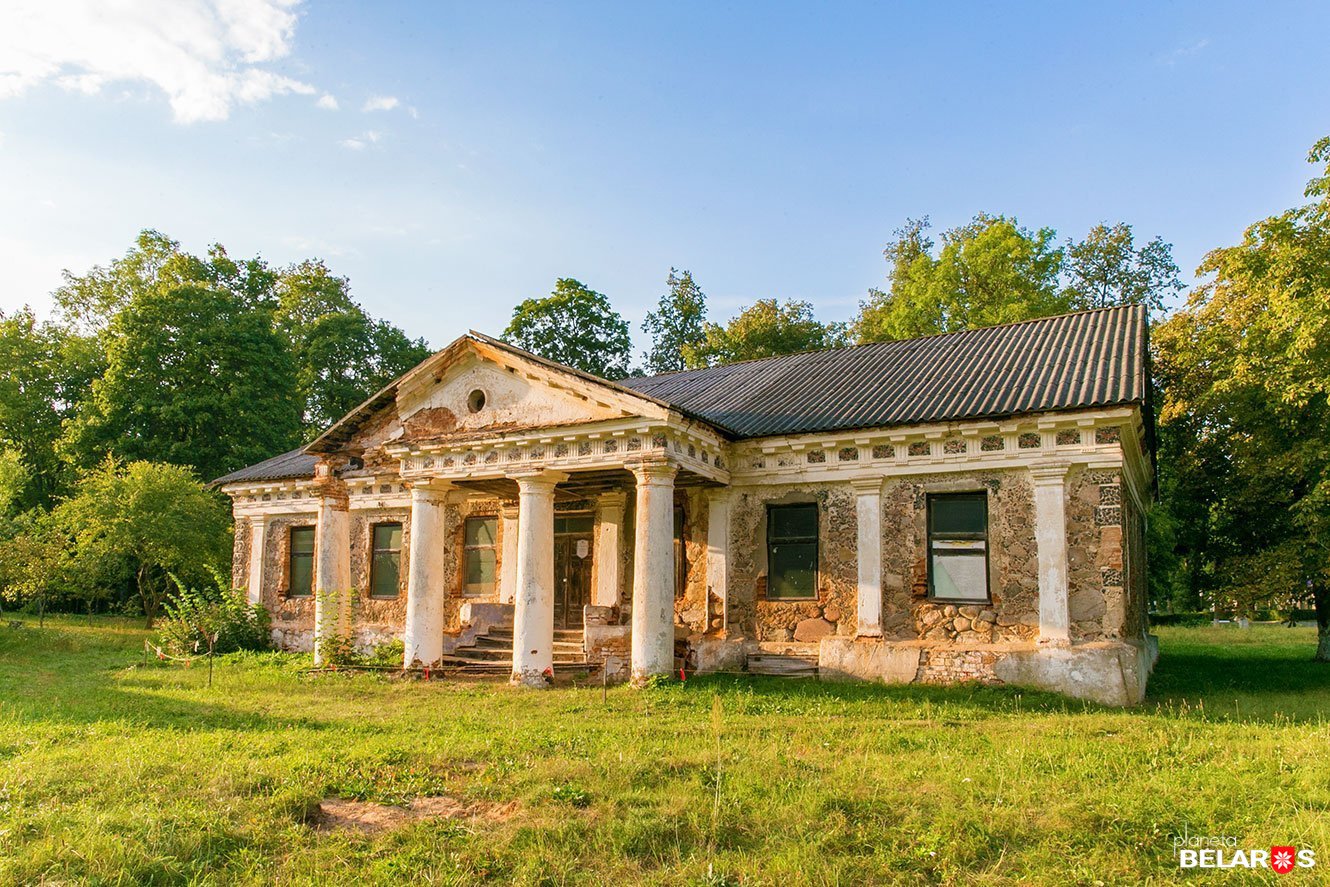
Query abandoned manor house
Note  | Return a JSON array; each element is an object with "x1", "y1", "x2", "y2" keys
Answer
[{"x1": 216, "y1": 304, "x2": 1158, "y2": 705}]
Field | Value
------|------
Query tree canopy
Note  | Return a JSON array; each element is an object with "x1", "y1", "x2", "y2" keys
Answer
[
  {"x1": 684, "y1": 298, "x2": 846, "y2": 367},
  {"x1": 502, "y1": 278, "x2": 633, "y2": 379},
  {"x1": 853, "y1": 215, "x2": 1183, "y2": 343},
  {"x1": 53, "y1": 459, "x2": 231, "y2": 627},
  {"x1": 641, "y1": 268, "x2": 708, "y2": 374},
  {"x1": 1153, "y1": 136, "x2": 1330, "y2": 659}
]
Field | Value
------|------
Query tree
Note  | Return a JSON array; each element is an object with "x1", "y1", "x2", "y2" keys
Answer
[
  {"x1": 684, "y1": 299, "x2": 846, "y2": 367},
  {"x1": 642, "y1": 268, "x2": 708, "y2": 374},
  {"x1": 54, "y1": 460, "x2": 231, "y2": 627},
  {"x1": 60, "y1": 280, "x2": 303, "y2": 483},
  {"x1": 1064, "y1": 223, "x2": 1184, "y2": 313},
  {"x1": 503, "y1": 278, "x2": 633, "y2": 379},
  {"x1": 1154, "y1": 136, "x2": 1330, "y2": 660},
  {"x1": 274, "y1": 260, "x2": 431, "y2": 433},
  {"x1": 854, "y1": 215, "x2": 1068, "y2": 343}
]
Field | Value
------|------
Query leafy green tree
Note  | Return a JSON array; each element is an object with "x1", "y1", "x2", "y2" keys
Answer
[
  {"x1": 642, "y1": 268, "x2": 708, "y2": 374},
  {"x1": 274, "y1": 260, "x2": 431, "y2": 433},
  {"x1": 684, "y1": 299, "x2": 846, "y2": 367},
  {"x1": 854, "y1": 215, "x2": 1068, "y2": 342},
  {"x1": 503, "y1": 278, "x2": 633, "y2": 379},
  {"x1": 0, "y1": 511, "x2": 68, "y2": 621},
  {"x1": 0, "y1": 309, "x2": 88, "y2": 508},
  {"x1": 1064, "y1": 223, "x2": 1185, "y2": 313},
  {"x1": 54, "y1": 460, "x2": 231, "y2": 627},
  {"x1": 1154, "y1": 137, "x2": 1330, "y2": 660},
  {"x1": 61, "y1": 280, "x2": 302, "y2": 482}
]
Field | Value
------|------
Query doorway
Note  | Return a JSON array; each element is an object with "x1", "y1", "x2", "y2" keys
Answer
[{"x1": 553, "y1": 514, "x2": 593, "y2": 629}]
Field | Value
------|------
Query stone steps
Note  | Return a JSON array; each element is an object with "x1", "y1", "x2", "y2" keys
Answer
[{"x1": 447, "y1": 626, "x2": 589, "y2": 673}]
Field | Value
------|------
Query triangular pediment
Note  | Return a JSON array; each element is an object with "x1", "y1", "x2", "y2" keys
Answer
[{"x1": 306, "y1": 333, "x2": 679, "y2": 458}]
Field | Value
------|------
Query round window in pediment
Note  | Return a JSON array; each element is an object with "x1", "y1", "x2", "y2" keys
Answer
[{"x1": 466, "y1": 388, "x2": 487, "y2": 413}]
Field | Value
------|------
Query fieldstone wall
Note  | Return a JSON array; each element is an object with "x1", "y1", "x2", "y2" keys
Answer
[
  {"x1": 1068, "y1": 467, "x2": 1108, "y2": 641},
  {"x1": 672, "y1": 487, "x2": 714, "y2": 634},
  {"x1": 1120, "y1": 484, "x2": 1149, "y2": 640},
  {"x1": 349, "y1": 506, "x2": 411, "y2": 644},
  {"x1": 881, "y1": 470, "x2": 1041, "y2": 644},
  {"x1": 727, "y1": 483, "x2": 858, "y2": 642},
  {"x1": 261, "y1": 513, "x2": 319, "y2": 631}
]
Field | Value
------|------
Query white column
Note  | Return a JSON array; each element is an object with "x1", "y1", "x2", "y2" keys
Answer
[
  {"x1": 593, "y1": 491, "x2": 627, "y2": 607},
  {"x1": 498, "y1": 502, "x2": 519, "y2": 605},
  {"x1": 402, "y1": 480, "x2": 453, "y2": 667},
  {"x1": 1032, "y1": 464, "x2": 1071, "y2": 646},
  {"x1": 705, "y1": 488, "x2": 731, "y2": 633},
  {"x1": 629, "y1": 459, "x2": 678, "y2": 684},
  {"x1": 511, "y1": 471, "x2": 566, "y2": 687},
  {"x1": 244, "y1": 514, "x2": 268, "y2": 607},
  {"x1": 313, "y1": 488, "x2": 351, "y2": 667},
  {"x1": 852, "y1": 478, "x2": 884, "y2": 638}
]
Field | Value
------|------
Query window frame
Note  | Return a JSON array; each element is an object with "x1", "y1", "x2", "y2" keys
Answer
[
  {"x1": 926, "y1": 492, "x2": 991, "y2": 603},
  {"x1": 287, "y1": 525, "x2": 315, "y2": 598},
  {"x1": 463, "y1": 515, "x2": 499, "y2": 597},
  {"x1": 765, "y1": 502, "x2": 819, "y2": 601},
  {"x1": 369, "y1": 521, "x2": 403, "y2": 599}
]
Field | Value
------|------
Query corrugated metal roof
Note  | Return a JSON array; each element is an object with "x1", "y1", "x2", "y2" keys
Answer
[
  {"x1": 619, "y1": 304, "x2": 1148, "y2": 439},
  {"x1": 213, "y1": 448, "x2": 318, "y2": 485}
]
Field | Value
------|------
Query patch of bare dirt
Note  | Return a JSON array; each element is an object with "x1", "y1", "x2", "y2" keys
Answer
[{"x1": 309, "y1": 796, "x2": 520, "y2": 833}]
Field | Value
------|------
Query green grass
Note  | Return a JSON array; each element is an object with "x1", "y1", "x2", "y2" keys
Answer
[{"x1": 1, "y1": 619, "x2": 1327, "y2": 885}]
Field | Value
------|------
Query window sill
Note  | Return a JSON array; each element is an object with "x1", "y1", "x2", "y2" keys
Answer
[{"x1": 926, "y1": 598, "x2": 992, "y2": 606}]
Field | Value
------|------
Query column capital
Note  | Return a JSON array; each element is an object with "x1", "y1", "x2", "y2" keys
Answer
[
  {"x1": 406, "y1": 478, "x2": 454, "y2": 499},
  {"x1": 1030, "y1": 462, "x2": 1071, "y2": 485},
  {"x1": 499, "y1": 499, "x2": 520, "y2": 519},
  {"x1": 850, "y1": 477, "x2": 884, "y2": 494},
  {"x1": 626, "y1": 457, "x2": 677, "y2": 484},
  {"x1": 597, "y1": 490, "x2": 629, "y2": 510},
  {"x1": 510, "y1": 469, "x2": 569, "y2": 493}
]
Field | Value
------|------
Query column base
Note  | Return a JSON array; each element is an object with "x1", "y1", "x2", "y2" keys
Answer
[{"x1": 511, "y1": 668, "x2": 552, "y2": 688}]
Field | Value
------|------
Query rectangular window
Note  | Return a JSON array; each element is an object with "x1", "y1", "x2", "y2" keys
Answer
[
  {"x1": 464, "y1": 516, "x2": 498, "y2": 596},
  {"x1": 767, "y1": 503, "x2": 818, "y2": 600},
  {"x1": 928, "y1": 493, "x2": 990, "y2": 602},
  {"x1": 673, "y1": 506, "x2": 687, "y2": 598},
  {"x1": 288, "y1": 526, "x2": 314, "y2": 597},
  {"x1": 370, "y1": 522, "x2": 403, "y2": 598}
]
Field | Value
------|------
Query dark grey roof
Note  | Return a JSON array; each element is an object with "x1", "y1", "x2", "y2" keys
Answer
[
  {"x1": 213, "y1": 448, "x2": 317, "y2": 485},
  {"x1": 620, "y1": 304, "x2": 1148, "y2": 439}
]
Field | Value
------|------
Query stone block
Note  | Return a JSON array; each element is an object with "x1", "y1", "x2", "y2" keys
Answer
[{"x1": 794, "y1": 616, "x2": 836, "y2": 643}]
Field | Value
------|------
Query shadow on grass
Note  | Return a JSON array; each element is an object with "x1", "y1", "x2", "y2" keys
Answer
[{"x1": 1146, "y1": 635, "x2": 1330, "y2": 722}]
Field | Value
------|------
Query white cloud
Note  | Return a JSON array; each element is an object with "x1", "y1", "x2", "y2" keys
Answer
[
  {"x1": 315, "y1": 93, "x2": 338, "y2": 110},
  {"x1": 1161, "y1": 38, "x2": 1210, "y2": 66},
  {"x1": 339, "y1": 129, "x2": 382, "y2": 150},
  {"x1": 362, "y1": 95, "x2": 399, "y2": 112},
  {"x1": 0, "y1": 0, "x2": 316, "y2": 123}
]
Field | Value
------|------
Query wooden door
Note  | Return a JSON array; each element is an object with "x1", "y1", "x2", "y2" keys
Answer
[{"x1": 553, "y1": 516, "x2": 593, "y2": 629}]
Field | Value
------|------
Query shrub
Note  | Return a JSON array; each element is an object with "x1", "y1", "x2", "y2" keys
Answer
[{"x1": 158, "y1": 572, "x2": 271, "y2": 656}]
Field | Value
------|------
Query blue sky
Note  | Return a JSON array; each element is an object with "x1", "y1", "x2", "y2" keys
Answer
[{"x1": 2, "y1": 1, "x2": 1328, "y2": 354}]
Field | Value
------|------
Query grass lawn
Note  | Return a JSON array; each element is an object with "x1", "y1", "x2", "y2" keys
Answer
[{"x1": 1, "y1": 620, "x2": 1328, "y2": 885}]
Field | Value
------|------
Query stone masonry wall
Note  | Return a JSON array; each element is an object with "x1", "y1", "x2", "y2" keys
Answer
[
  {"x1": 673, "y1": 487, "x2": 714, "y2": 634},
  {"x1": 881, "y1": 469, "x2": 1041, "y2": 644},
  {"x1": 727, "y1": 483, "x2": 858, "y2": 642}
]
